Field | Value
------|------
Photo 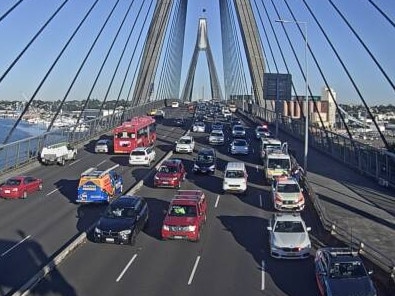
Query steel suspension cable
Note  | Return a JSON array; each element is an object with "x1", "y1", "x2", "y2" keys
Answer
[
  {"x1": 270, "y1": 0, "x2": 327, "y2": 131},
  {"x1": 301, "y1": 0, "x2": 390, "y2": 150},
  {"x1": 283, "y1": 0, "x2": 352, "y2": 141},
  {"x1": 328, "y1": 0, "x2": 394, "y2": 91},
  {"x1": 0, "y1": 0, "x2": 24, "y2": 23},
  {"x1": 368, "y1": 0, "x2": 395, "y2": 28},
  {"x1": 0, "y1": 0, "x2": 69, "y2": 85}
]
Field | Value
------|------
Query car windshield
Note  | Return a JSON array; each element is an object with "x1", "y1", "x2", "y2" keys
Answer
[
  {"x1": 158, "y1": 166, "x2": 178, "y2": 173},
  {"x1": 169, "y1": 205, "x2": 197, "y2": 217},
  {"x1": 234, "y1": 126, "x2": 244, "y2": 131},
  {"x1": 268, "y1": 158, "x2": 290, "y2": 170},
  {"x1": 277, "y1": 183, "x2": 300, "y2": 193},
  {"x1": 329, "y1": 262, "x2": 367, "y2": 279},
  {"x1": 5, "y1": 179, "x2": 21, "y2": 186},
  {"x1": 211, "y1": 131, "x2": 223, "y2": 137},
  {"x1": 179, "y1": 138, "x2": 191, "y2": 144},
  {"x1": 233, "y1": 140, "x2": 247, "y2": 146},
  {"x1": 131, "y1": 151, "x2": 145, "y2": 156},
  {"x1": 97, "y1": 140, "x2": 108, "y2": 145},
  {"x1": 257, "y1": 127, "x2": 268, "y2": 133},
  {"x1": 104, "y1": 206, "x2": 136, "y2": 218},
  {"x1": 225, "y1": 170, "x2": 244, "y2": 178},
  {"x1": 197, "y1": 154, "x2": 213, "y2": 163},
  {"x1": 274, "y1": 221, "x2": 304, "y2": 233}
]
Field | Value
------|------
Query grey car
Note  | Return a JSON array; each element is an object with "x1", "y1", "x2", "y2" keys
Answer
[{"x1": 229, "y1": 139, "x2": 249, "y2": 155}]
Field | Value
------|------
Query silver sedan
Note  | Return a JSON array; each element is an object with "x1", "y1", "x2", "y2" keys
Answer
[{"x1": 229, "y1": 139, "x2": 249, "y2": 155}]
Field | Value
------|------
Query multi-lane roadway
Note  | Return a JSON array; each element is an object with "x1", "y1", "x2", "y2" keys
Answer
[
  {"x1": 17, "y1": 106, "x2": 323, "y2": 296},
  {"x1": 0, "y1": 108, "x2": 188, "y2": 295}
]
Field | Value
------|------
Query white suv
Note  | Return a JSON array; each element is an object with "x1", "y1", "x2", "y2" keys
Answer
[
  {"x1": 267, "y1": 213, "x2": 311, "y2": 259},
  {"x1": 175, "y1": 135, "x2": 195, "y2": 153},
  {"x1": 129, "y1": 146, "x2": 156, "y2": 166}
]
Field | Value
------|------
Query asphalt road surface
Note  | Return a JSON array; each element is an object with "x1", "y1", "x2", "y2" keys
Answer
[{"x1": 29, "y1": 107, "x2": 321, "y2": 296}]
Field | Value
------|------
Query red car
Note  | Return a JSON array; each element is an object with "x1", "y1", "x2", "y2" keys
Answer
[
  {"x1": 162, "y1": 190, "x2": 207, "y2": 241},
  {"x1": 0, "y1": 176, "x2": 43, "y2": 199},
  {"x1": 154, "y1": 159, "x2": 186, "y2": 188}
]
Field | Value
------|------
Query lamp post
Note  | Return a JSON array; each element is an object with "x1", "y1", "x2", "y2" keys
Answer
[{"x1": 275, "y1": 19, "x2": 309, "y2": 173}]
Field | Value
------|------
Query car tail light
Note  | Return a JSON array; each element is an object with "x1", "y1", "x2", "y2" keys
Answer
[
  {"x1": 12, "y1": 188, "x2": 19, "y2": 192},
  {"x1": 275, "y1": 194, "x2": 282, "y2": 203},
  {"x1": 298, "y1": 194, "x2": 304, "y2": 203}
]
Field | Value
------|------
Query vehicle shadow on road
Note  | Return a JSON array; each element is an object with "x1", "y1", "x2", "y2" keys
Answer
[
  {"x1": 143, "y1": 197, "x2": 170, "y2": 240},
  {"x1": 0, "y1": 232, "x2": 77, "y2": 296},
  {"x1": 53, "y1": 178, "x2": 79, "y2": 204},
  {"x1": 76, "y1": 204, "x2": 107, "y2": 235}
]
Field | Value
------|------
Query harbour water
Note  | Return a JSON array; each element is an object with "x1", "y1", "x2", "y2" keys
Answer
[{"x1": 0, "y1": 118, "x2": 47, "y2": 144}]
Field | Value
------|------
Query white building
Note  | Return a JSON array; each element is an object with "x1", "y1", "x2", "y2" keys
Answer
[{"x1": 322, "y1": 87, "x2": 337, "y2": 128}]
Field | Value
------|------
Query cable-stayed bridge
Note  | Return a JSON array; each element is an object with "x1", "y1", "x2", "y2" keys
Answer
[{"x1": 0, "y1": 1, "x2": 394, "y2": 295}]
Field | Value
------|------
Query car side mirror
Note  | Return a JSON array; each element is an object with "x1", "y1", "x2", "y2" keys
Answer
[
  {"x1": 306, "y1": 227, "x2": 311, "y2": 232},
  {"x1": 136, "y1": 215, "x2": 140, "y2": 220},
  {"x1": 175, "y1": 141, "x2": 178, "y2": 144},
  {"x1": 267, "y1": 226, "x2": 272, "y2": 231},
  {"x1": 301, "y1": 188, "x2": 304, "y2": 192},
  {"x1": 162, "y1": 209, "x2": 167, "y2": 215},
  {"x1": 368, "y1": 270, "x2": 374, "y2": 275}
]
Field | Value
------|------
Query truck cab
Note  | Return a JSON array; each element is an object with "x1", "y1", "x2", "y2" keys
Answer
[
  {"x1": 161, "y1": 190, "x2": 207, "y2": 242},
  {"x1": 77, "y1": 164, "x2": 123, "y2": 203},
  {"x1": 264, "y1": 149, "x2": 291, "y2": 184},
  {"x1": 40, "y1": 142, "x2": 77, "y2": 165}
]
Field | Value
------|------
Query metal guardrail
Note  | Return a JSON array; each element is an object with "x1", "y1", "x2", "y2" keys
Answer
[
  {"x1": 235, "y1": 102, "x2": 395, "y2": 282},
  {"x1": 0, "y1": 100, "x2": 165, "y2": 177}
]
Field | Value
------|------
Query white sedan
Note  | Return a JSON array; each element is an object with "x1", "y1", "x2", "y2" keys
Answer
[
  {"x1": 267, "y1": 213, "x2": 311, "y2": 259},
  {"x1": 193, "y1": 122, "x2": 205, "y2": 133}
]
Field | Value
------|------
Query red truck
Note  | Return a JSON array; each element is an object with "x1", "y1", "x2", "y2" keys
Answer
[{"x1": 161, "y1": 190, "x2": 207, "y2": 242}]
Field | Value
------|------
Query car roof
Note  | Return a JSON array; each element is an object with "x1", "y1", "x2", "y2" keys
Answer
[
  {"x1": 132, "y1": 147, "x2": 149, "y2": 152},
  {"x1": 320, "y1": 248, "x2": 363, "y2": 263},
  {"x1": 97, "y1": 139, "x2": 109, "y2": 143},
  {"x1": 180, "y1": 135, "x2": 192, "y2": 140},
  {"x1": 163, "y1": 159, "x2": 182, "y2": 166},
  {"x1": 112, "y1": 195, "x2": 143, "y2": 207},
  {"x1": 198, "y1": 148, "x2": 215, "y2": 155},
  {"x1": 277, "y1": 177, "x2": 299, "y2": 185}
]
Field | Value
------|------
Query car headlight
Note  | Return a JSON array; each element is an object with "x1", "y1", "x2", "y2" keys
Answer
[
  {"x1": 154, "y1": 176, "x2": 159, "y2": 180},
  {"x1": 194, "y1": 164, "x2": 199, "y2": 169},
  {"x1": 172, "y1": 177, "x2": 178, "y2": 181},
  {"x1": 94, "y1": 227, "x2": 101, "y2": 233},
  {"x1": 119, "y1": 229, "x2": 132, "y2": 236},
  {"x1": 187, "y1": 225, "x2": 196, "y2": 232},
  {"x1": 209, "y1": 165, "x2": 215, "y2": 169},
  {"x1": 162, "y1": 225, "x2": 169, "y2": 231}
]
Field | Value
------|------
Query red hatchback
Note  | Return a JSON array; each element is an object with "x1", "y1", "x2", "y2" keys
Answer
[
  {"x1": 0, "y1": 176, "x2": 43, "y2": 199},
  {"x1": 154, "y1": 159, "x2": 186, "y2": 188}
]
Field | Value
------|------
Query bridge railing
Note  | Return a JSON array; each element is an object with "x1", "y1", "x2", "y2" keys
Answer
[
  {"x1": 0, "y1": 100, "x2": 165, "y2": 176},
  {"x1": 235, "y1": 100, "x2": 395, "y2": 279},
  {"x1": 235, "y1": 100, "x2": 395, "y2": 188}
]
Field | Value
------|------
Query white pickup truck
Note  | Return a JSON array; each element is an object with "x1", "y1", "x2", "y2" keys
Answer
[{"x1": 40, "y1": 142, "x2": 77, "y2": 166}]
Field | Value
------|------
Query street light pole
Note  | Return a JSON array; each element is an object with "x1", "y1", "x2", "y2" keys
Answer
[{"x1": 275, "y1": 19, "x2": 309, "y2": 173}]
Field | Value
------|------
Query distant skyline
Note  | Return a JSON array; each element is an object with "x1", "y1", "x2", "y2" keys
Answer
[{"x1": 0, "y1": 0, "x2": 393, "y2": 105}]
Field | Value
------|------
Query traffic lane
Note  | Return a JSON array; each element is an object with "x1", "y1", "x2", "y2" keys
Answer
[
  {"x1": 0, "y1": 122, "x2": 188, "y2": 293},
  {"x1": 30, "y1": 175, "x2": 214, "y2": 296},
  {"x1": 0, "y1": 121, "x2": 185, "y2": 249}
]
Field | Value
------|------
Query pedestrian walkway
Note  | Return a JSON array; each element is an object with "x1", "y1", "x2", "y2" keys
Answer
[{"x1": 280, "y1": 130, "x2": 395, "y2": 276}]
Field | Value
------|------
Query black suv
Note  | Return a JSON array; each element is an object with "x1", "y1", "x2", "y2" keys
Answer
[
  {"x1": 94, "y1": 195, "x2": 149, "y2": 246},
  {"x1": 193, "y1": 148, "x2": 216, "y2": 174}
]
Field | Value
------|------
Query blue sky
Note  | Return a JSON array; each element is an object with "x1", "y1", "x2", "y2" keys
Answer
[{"x1": 0, "y1": 0, "x2": 393, "y2": 105}]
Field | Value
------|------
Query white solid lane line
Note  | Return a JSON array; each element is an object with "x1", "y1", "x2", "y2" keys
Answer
[
  {"x1": 46, "y1": 187, "x2": 62, "y2": 196},
  {"x1": 187, "y1": 256, "x2": 201, "y2": 285},
  {"x1": 1, "y1": 235, "x2": 32, "y2": 257},
  {"x1": 97, "y1": 159, "x2": 107, "y2": 166},
  {"x1": 68, "y1": 159, "x2": 81, "y2": 166},
  {"x1": 261, "y1": 260, "x2": 265, "y2": 290},
  {"x1": 116, "y1": 253, "x2": 138, "y2": 282},
  {"x1": 214, "y1": 195, "x2": 220, "y2": 208}
]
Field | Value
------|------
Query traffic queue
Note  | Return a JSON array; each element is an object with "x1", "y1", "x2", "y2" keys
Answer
[{"x1": 0, "y1": 101, "x2": 377, "y2": 296}]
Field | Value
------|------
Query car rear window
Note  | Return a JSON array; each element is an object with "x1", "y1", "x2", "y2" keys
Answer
[
  {"x1": 131, "y1": 151, "x2": 145, "y2": 156},
  {"x1": 5, "y1": 179, "x2": 21, "y2": 186},
  {"x1": 225, "y1": 170, "x2": 244, "y2": 178}
]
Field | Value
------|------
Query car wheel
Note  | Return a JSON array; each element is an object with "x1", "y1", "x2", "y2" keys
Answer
[
  {"x1": 22, "y1": 191, "x2": 27, "y2": 199},
  {"x1": 38, "y1": 183, "x2": 43, "y2": 191},
  {"x1": 60, "y1": 158, "x2": 65, "y2": 166},
  {"x1": 194, "y1": 230, "x2": 201, "y2": 242}
]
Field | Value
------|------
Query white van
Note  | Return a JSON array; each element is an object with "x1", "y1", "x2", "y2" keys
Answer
[{"x1": 223, "y1": 162, "x2": 248, "y2": 194}]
